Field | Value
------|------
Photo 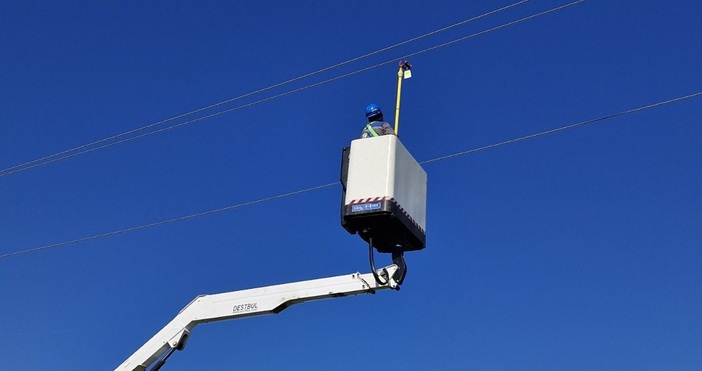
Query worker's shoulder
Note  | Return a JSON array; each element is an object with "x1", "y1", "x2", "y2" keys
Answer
[{"x1": 370, "y1": 120, "x2": 391, "y2": 127}]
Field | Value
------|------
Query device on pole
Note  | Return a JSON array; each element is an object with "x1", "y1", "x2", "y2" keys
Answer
[{"x1": 394, "y1": 60, "x2": 412, "y2": 135}]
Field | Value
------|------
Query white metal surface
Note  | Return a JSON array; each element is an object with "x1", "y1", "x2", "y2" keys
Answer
[
  {"x1": 116, "y1": 266, "x2": 399, "y2": 371},
  {"x1": 345, "y1": 135, "x2": 427, "y2": 229}
]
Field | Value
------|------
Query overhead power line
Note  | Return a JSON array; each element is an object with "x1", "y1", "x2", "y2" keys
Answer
[
  {"x1": 0, "y1": 0, "x2": 579, "y2": 179},
  {"x1": 0, "y1": 182, "x2": 338, "y2": 260},
  {"x1": 2, "y1": 89, "x2": 699, "y2": 262},
  {"x1": 421, "y1": 91, "x2": 702, "y2": 164}
]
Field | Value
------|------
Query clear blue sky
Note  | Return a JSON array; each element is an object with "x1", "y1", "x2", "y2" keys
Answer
[{"x1": 1, "y1": 1, "x2": 701, "y2": 370}]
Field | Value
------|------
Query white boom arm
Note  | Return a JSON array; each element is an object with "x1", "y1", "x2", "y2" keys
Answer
[{"x1": 116, "y1": 265, "x2": 400, "y2": 371}]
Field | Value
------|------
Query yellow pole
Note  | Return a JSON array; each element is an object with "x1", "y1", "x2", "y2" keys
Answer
[{"x1": 394, "y1": 65, "x2": 404, "y2": 135}]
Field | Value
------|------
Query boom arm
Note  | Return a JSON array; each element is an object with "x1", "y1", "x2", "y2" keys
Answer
[{"x1": 116, "y1": 265, "x2": 400, "y2": 371}]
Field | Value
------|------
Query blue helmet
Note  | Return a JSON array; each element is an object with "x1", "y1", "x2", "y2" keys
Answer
[{"x1": 365, "y1": 103, "x2": 382, "y2": 119}]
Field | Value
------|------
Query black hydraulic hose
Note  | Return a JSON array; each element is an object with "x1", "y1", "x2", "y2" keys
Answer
[
  {"x1": 368, "y1": 236, "x2": 389, "y2": 285},
  {"x1": 391, "y1": 251, "x2": 407, "y2": 286}
]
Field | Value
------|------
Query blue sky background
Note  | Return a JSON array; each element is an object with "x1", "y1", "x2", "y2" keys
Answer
[{"x1": 1, "y1": 1, "x2": 701, "y2": 370}]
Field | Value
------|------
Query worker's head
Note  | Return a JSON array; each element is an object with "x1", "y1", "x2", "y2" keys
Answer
[{"x1": 365, "y1": 103, "x2": 383, "y2": 122}]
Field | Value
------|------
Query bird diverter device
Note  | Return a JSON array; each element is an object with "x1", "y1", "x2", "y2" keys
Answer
[{"x1": 340, "y1": 135, "x2": 427, "y2": 255}]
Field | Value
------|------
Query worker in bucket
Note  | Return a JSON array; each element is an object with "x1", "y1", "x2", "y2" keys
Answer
[{"x1": 361, "y1": 103, "x2": 395, "y2": 138}]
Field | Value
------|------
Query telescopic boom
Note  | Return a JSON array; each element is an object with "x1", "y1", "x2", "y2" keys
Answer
[{"x1": 116, "y1": 265, "x2": 401, "y2": 371}]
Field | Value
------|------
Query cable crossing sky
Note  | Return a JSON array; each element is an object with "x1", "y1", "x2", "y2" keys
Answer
[{"x1": 0, "y1": 0, "x2": 585, "y2": 179}]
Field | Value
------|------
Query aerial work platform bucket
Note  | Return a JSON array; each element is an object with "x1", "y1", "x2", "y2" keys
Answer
[{"x1": 340, "y1": 135, "x2": 427, "y2": 253}]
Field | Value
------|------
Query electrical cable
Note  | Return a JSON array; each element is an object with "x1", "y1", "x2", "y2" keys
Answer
[
  {"x1": 420, "y1": 91, "x2": 702, "y2": 164},
  {"x1": 0, "y1": 0, "x2": 574, "y2": 178},
  {"x1": 1, "y1": 90, "x2": 698, "y2": 262},
  {"x1": 397, "y1": 0, "x2": 587, "y2": 63},
  {"x1": 0, "y1": 182, "x2": 337, "y2": 260}
]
